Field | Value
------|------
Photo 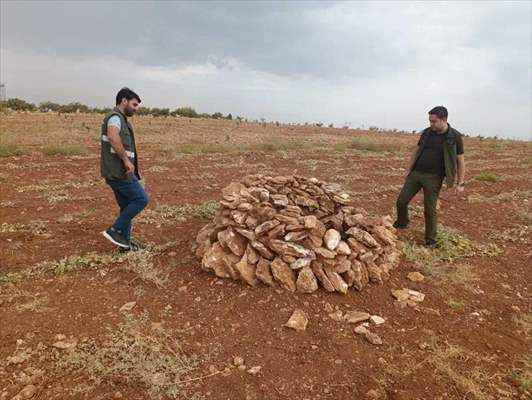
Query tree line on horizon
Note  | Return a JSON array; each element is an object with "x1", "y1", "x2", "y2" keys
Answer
[{"x1": 0, "y1": 98, "x2": 236, "y2": 120}]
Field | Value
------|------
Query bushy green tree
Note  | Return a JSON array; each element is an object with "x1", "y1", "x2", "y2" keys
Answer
[
  {"x1": 174, "y1": 107, "x2": 199, "y2": 118},
  {"x1": 38, "y1": 101, "x2": 61, "y2": 112},
  {"x1": 150, "y1": 107, "x2": 170, "y2": 117},
  {"x1": 2, "y1": 98, "x2": 36, "y2": 111},
  {"x1": 58, "y1": 102, "x2": 90, "y2": 113}
]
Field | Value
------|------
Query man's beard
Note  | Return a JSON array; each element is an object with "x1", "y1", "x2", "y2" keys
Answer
[{"x1": 124, "y1": 107, "x2": 135, "y2": 117}]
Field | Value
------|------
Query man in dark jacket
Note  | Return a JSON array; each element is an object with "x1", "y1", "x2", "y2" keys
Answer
[
  {"x1": 101, "y1": 87, "x2": 149, "y2": 250},
  {"x1": 394, "y1": 106, "x2": 466, "y2": 247}
]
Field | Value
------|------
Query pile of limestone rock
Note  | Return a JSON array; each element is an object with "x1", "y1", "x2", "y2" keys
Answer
[{"x1": 194, "y1": 175, "x2": 401, "y2": 294}]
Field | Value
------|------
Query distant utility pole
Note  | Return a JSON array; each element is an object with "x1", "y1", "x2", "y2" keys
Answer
[{"x1": 0, "y1": 83, "x2": 6, "y2": 101}]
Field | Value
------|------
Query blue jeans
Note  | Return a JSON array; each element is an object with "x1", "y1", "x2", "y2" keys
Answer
[{"x1": 106, "y1": 177, "x2": 149, "y2": 242}]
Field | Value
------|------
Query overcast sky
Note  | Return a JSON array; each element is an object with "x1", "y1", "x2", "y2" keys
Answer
[{"x1": 1, "y1": 1, "x2": 530, "y2": 139}]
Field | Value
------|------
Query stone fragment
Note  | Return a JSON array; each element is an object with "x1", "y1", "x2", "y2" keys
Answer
[
  {"x1": 407, "y1": 271, "x2": 425, "y2": 282},
  {"x1": 336, "y1": 241, "x2": 352, "y2": 255},
  {"x1": 291, "y1": 257, "x2": 312, "y2": 270},
  {"x1": 284, "y1": 309, "x2": 309, "y2": 331},
  {"x1": 255, "y1": 220, "x2": 281, "y2": 235},
  {"x1": 270, "y1": 257, "x2": 296, "y2": 292},
  {"x1": 324, "y1": 229, "x2": 341, "y2": 251},
  {"x1": 119, "y1": 301, "x2": 136, "y2": 313},
  {"x1": 296, "y1": 267, "x2": 318, "y2": 293},
  {"x1": 344, "y1": 311, "x2": 371, "y2": 324},
  {"x1": 370, "y1": 315, "x2": 385, "y2": 325},
  {"x1": 235, "y1": 256, "x2": 258, "y2": 286},
  {"x1": 256, "y1": 258, "x2": 275, "y2": 286}
]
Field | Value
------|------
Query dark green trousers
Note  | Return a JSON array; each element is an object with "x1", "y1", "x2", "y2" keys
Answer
[{"x1": 395, "y1": 170, "x2": 444, "y2": 242}]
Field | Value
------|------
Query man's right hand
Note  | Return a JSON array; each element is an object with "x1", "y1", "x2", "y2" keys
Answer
[{"x1": 123, "y1": 158, "x2": 135, "y2": 175}]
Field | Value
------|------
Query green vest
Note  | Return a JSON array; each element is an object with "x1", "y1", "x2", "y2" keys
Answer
[
  {"x1": 100, "y1": 108, "x2": 139, "y2": 181},
  {"x1": 411, "y1": 124, "x2": 460, "y2": 187}
]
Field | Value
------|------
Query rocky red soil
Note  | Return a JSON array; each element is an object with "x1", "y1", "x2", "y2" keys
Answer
[{"x1": 0, "y1": 113, "x2": 530, "y2": 400}]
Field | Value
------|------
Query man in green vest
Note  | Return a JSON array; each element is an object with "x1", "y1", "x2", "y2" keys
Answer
[
  {"x1": 394, "y1": 106, "x2": 466, "y2": 247},
  {"x1": 100, "y1": 87, "x2": 149, "y2": 250}
]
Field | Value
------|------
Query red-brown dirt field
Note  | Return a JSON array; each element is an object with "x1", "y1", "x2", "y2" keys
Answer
[{"x1": 1, "y1": 112, "x2": 530, "y2": 400}]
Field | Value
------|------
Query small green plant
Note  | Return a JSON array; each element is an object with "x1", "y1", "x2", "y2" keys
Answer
[
  {"x1": 0, "y1": 222, "x2": 27, "y2": 233},
  {"x1": 123, "y1": 249, "x2": 168, "y2": 288},
  {"x1": 510, "y1": 357, "x2": 531, "y2": 395},
  {"x1": 475, "y1": 171, "x2": 501, "y2": 183},
  {"x1": 476, "y1": 242, "x2": 504, "y2": 257},
  {"x1": 488, "y1": 141, "x2": 506, "y2": 151},
  {"x1": 42, "y1": 144, "x2": 88, "y2": 156},
  {"x1": 0, "y1": 272, "x2": 22, "y2": 284},
  {"x1": 51, "y1": 252, "x2": 123, "y2": 275},
  {"x1": 468, "y1": 190, "x2": 530, "y2": 204},
  {"x1": 15, "y1": 296, "x2": 48, "y2": 312},
  {"x1": 349, "y1": 137, "x2": 400, "y2": 153},
  {"x1": 448, "y1": 298, "x2": 465, "y2": 311},
  {"x1": 148, "y1": 165, "x2": 170, "y2": 172},
  {"x1": 16, "y1": 180, "x2": 96, "y2": 193},
  {"x1": 193, "y1": 200, "x2": 219, "y2": 219},
  {"x1": 333, "y1": 142, "x2": 349, "y2": 152},
  {"x1": 512, "y1": 313, "x2": 531, "y2": 336},
  {"x1": 176, "y1": 143, "x2": 234, "y2": 155},
  {"x1": 488, "y1": 225, "x2": 529, "y2": 243},
  {"x1": 429, "y1": 263, "x2": 479, "y2": 285}
]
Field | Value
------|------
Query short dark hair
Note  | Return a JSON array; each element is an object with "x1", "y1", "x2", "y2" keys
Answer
[
  {"x1": 428, "y1": 106, "x2": 448, "y2": 119},
  {"x1": 116, "y1": 87, "x2": 141, "y2": 105}
]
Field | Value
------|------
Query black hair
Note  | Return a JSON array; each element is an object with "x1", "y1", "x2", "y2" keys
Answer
[
  {"x1": 428, "y1": 106, "x2": 448, "y2": 119},
  {"x1": 116, "y1": 87, "x2": 141, "y2": 105}
]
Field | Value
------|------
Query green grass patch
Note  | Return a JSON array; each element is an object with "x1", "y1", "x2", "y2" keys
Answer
[
  {"x1": 139, "y1": 201, "x2": 219, "y2": 225},
  {"x1": 426, "y1": 263, "x2": 480, "y2": 285},
  {"x1": 16, "y1": 180, "x2": 97, "y2": 193},
  {"x1": 0, "y1": 272, "x2": 23, "y2": 284},
  {"x1": 488, "y1": 225, "x2": 529, "y2": 243},
  {"x1": 474, "y1": 171, "x2": 501, "y2": 183},
  {"x1": 488, "y1": 141, "x2": 507, "y2": 151},
  {"x1": 0, "y1": 222, "x2": 27, "y2": 233},
  {"x1": 403, "y1": 227, "x2": 476, "y2": 267},
  {"x1": 448, "y1": 298, "x2": 466, "y2": 311},
  {"x1": 193, "y1": 200, "x2": 219, "y2": 219},
  {"x1": 177, "y1": 143, "x2": 234, "y2": 155},
  {"x1": 0, "y1": 142, "x2": 26, "y2": 157},
  {"x1": 176, "y1": 139, "x2": 316, "y2": 155},
  {"x1": 380, "y1": 339, "x2": 508, "y2": 399},
  {"x1": 58, "y1": 313, "x2": 205, "y2": 399},
  {"x1": 41, "y1": 143, "x2": 88, "y2": 156},
  {"x1": 51, "y1": 252, "x2": 122, "y2": 275},
  {"x1": 0, "y1": 132, "x2": 26, "y2": 157},
  {"x1": 468, "y1": 190, "x2": 531, "y2": 204},
  {"x1": 512, "y1": 313, "x2": 531, "y2": 336},
  {"x1": 333, "y1": 142, "x2": 349, "y2": 152},
  {"x1": 15, "y1": 296, "x2": 48, "y2": 312},
  {"x1": 404, "y1": 228, "x2": 503, "y2": 282},
  {"x1": 123, "y1": 249, "x2": 168, "y2": 288},
  {"x1": 348, "y1": 137, "x2": 401, "y2": 153}
]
